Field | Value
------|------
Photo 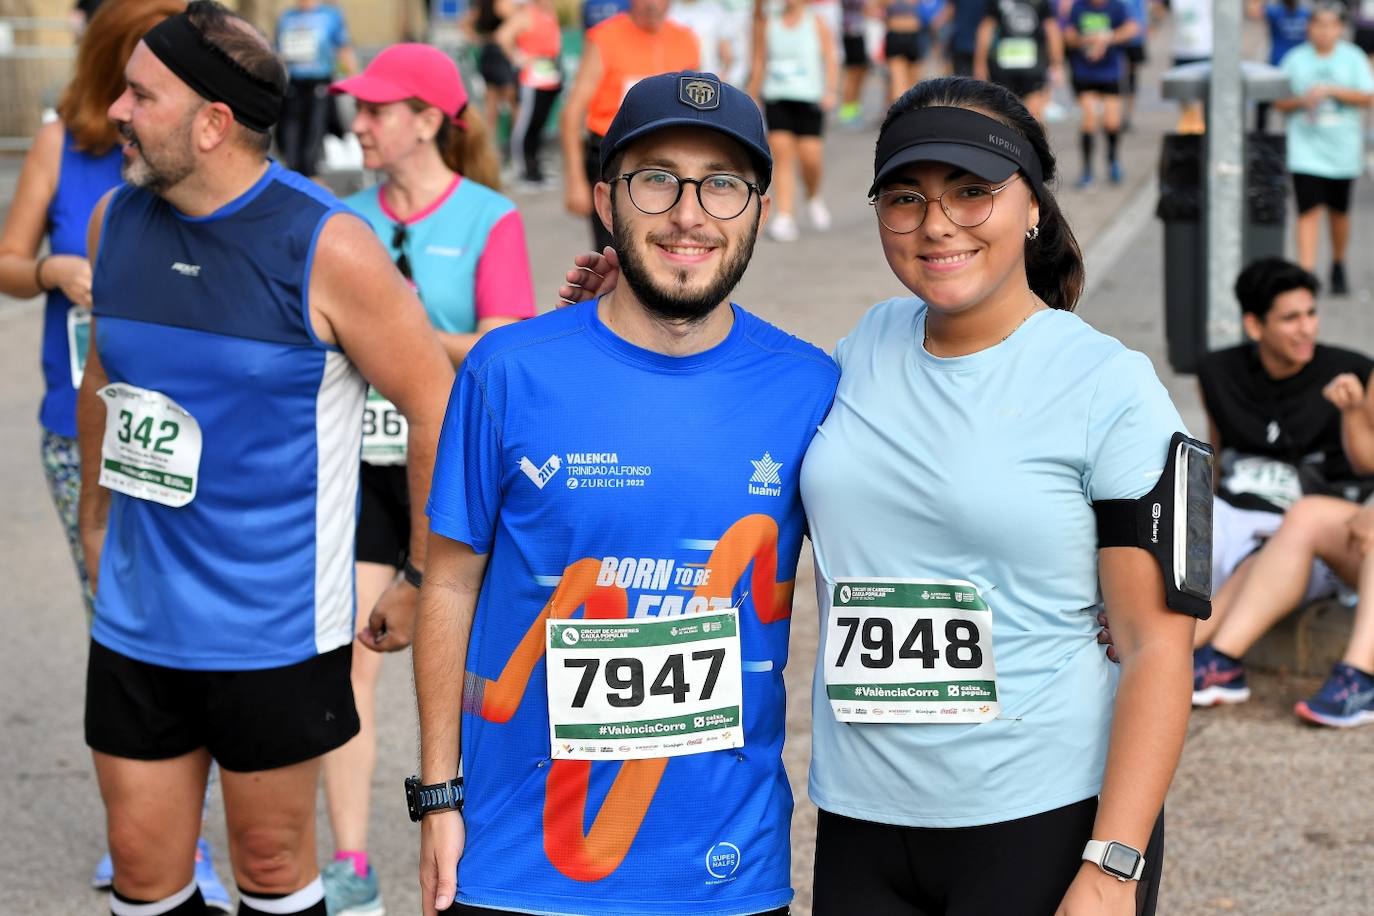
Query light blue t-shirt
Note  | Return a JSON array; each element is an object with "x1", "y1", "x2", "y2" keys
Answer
[
  {"x1": 800, "y1": 299, "x2": 1186, "y2": 827},
  {"x1": 1281, "y1": 41, "x2": 1374, "y2": 180},
  {"x1": 276, "y1": 5, "x2": 350, "y2": 80}
]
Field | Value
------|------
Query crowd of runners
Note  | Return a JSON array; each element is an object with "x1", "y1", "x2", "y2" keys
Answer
[{"x1": 4, "y1": 1, "x2": 1374, "y2": 916}]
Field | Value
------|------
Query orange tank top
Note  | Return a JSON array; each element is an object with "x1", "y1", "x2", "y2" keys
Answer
[
  {"x1": 585, "y1": 14, "x2": 701, "y2": 137},
  {"x1": 517, "y1": 5, "x2": 563, "y2": 88}
]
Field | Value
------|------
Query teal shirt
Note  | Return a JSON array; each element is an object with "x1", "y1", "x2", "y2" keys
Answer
[
  {"x1": 800, "y1": 299, "x2": 1186, "y2": 827},
  {"x1": 1281, "y1": 41, "x2": 1374, "y2": 179}
]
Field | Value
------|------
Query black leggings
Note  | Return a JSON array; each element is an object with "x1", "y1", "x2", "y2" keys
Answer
[
  {"x1": 277, "y1": 77, "x2": 331, "y2": 177},
  {"x1": 511, "y1": 83, "x2": 561, "y2": 181},
  {"x1": 812, "y1": 799, "x2": 1164, "y2": 916}
]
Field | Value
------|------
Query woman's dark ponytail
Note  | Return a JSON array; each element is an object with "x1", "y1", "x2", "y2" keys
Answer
[{"x1": 879, "y1": 77, "x2": 1085, "y2": 311}]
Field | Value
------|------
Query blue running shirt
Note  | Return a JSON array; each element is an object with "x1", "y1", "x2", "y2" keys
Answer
[
  {"x1": 801, "y1": 300, "x2": 1186, "y2": 827},
  {"x1": 39, "y1": 130, "x2": 122, "y2": 437},
  {"x1": 90, "y1": 163, "x2": 366, "y2": 670},
  {"x1": 426, "y1": 299, "x2": 838, "y2": 915}
]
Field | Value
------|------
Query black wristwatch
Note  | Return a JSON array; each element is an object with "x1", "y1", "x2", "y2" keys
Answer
[{"x1": 405, "y1": 775, "x2": 463, "y2": 822}]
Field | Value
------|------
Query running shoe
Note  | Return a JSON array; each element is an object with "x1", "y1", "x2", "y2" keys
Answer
[
  {"x1": 807, "y1": 197, "x2": 832, "y2": 232},
  {"x1": 1330, "y1": 261, "x2": 1348, "y2": 296},
  {"x1": 767, "y1": 213, "x2": 800, "y2": 242},
  {"x1": 91, "y1": 852, "x2": 114, "y2": 890},
  {"x1": 838, "y1": 101, "x2": 861, "y2": 124},
  {"x1": 1108, "y1": 161, "x2": 1123, "y2": 185},
  {"x1": 196, "y1": 838, "x2": 233, "y2": 913},
  {"x1": 1192, "y1": 644, "x2": 1251, "y2": 706},
  {"x1": 324, "y1": 859, "x2": 385, "y2": 916},
  {"x1": 1075, "y1": 171, "x2": 1093, "y2": 190},
  {"x1": 1294, "y1": 662, "x2": 1374, "y2": 728}
]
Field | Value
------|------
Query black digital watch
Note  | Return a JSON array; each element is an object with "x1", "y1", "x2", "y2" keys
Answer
[{"x1": 405, "y1": 775, "x2": 463, "y2": 822}]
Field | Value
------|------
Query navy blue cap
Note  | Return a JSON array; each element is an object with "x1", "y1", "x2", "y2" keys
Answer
[{"x1": 599, "y1": 72, "x2": 773, "y2": 191}]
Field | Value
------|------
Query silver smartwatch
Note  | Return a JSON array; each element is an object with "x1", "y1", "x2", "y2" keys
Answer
[{"x1": 1082, "y1": 839, "x2": 1145, "y2": 881}]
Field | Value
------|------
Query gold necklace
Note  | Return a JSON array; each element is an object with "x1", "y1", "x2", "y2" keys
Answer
[{"x1": 925, "y1": 303, "x2": 1044, "y2": 352}]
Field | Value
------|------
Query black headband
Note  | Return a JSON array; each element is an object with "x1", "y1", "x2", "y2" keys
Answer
[
  {"x1": 143, "y1": 13, "x2": 282, "y2": 132},
  {"x1": 870, "y1": 107, "x2": 1045, "y2": 200}
]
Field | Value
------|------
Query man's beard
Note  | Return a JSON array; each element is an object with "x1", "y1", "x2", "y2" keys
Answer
[
  {"x1": 119, "y1": 117, "x2": 196, "y2": 196},
  {"x1": 612, "y1": 196, "x2": 759, "y2": 324}
]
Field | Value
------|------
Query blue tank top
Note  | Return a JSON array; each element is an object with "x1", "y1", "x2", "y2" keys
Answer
[
  {"x1": 39, "y1": 130, "x2": 122, "y2": 438},
  {"x1": 90, "y1": 163, "x2": 367, "y2": 670}
]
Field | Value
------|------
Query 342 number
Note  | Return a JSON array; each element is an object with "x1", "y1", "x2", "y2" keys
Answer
[
  {"x1": 833, "y1": 616, "x2": 983, "y2": 670},
  {"x1": 564, "y1": 648, "x2": 726, "y2": 709},
  {"x1": 116, "y1": 409, "x2": 179, "y2": 454}
]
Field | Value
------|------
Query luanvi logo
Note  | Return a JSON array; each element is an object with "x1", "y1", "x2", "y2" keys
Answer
[
  {"x1": 520, "y1": 455, "x2": 562, "y2": 489},
  {"x1": 748, "y1": 452, "x2": 783, "y2": 496},
  {"x1": 170, "y1": 262, "x2": 201, "y2": 277}
]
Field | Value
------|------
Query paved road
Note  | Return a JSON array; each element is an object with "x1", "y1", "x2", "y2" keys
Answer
[{"x1": 4, "y1": 38, "x2": 1373, "y2": 916}]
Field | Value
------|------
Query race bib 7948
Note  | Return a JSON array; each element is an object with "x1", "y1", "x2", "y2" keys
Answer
[{"x1": 824, "y1": 578, "x2": 1000, "y2": 724}]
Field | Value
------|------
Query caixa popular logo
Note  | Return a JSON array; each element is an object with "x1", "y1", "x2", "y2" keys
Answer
[{"x1": 705, "y1": 841, "x2": 741, "y2": 879}]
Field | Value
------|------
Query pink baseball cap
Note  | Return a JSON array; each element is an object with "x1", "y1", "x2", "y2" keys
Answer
[{"x1": 330, "y1": 43, "x2": 469, "y2": 121}]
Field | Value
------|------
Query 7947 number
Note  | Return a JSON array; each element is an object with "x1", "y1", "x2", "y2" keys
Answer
[{"x1": 563, "y1": 648, "x2": 725, "y2": 709}]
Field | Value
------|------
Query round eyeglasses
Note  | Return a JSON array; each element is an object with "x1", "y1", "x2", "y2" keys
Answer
[
  {"x1": 613, "y1": 168, "x2": 761, "y2": 221},
  {"x1": 870, "y1": 174, "x2": 1022, "y2": 234}
]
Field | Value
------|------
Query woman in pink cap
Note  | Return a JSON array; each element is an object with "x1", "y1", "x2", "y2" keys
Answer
[{"x1": 324, "y1": 42, "x2": 537, "y2": 916}]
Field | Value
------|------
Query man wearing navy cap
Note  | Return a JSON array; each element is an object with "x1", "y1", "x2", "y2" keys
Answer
[{"x1": 412, "y1": 71, "x2": 839, "y2": 916}]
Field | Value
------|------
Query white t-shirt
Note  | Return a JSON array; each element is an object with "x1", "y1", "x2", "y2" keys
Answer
[
  {"x1": 671, "y1": 0, "x2": 729, "y2": 76},
  {"x1": 801, "y1": 299, "x2": 1187, "y2": 827},
  {"x1": 1171, "y1": 0, "x2": 1212, "y2": 60}
]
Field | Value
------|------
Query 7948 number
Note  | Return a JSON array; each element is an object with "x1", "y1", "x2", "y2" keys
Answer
[
  {"x1": 564, "y1": 648, "x2": 725, "y2": 709},
  {"x1": 833, "y1": 616, "x2": 983, "y2": 670}
]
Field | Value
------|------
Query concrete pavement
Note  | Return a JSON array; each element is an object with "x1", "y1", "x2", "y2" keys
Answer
[{"x1": 3, "y1": 45, "x2": 1373, "y2": 916}]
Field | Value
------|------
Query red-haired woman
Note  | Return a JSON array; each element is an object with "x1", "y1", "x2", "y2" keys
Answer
[{"x1": 0, "y1": 1, "x2": 231, "y2": 908}]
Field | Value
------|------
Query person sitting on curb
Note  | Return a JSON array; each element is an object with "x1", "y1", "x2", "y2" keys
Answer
[
  {"x1": 1193, "y1": 261, "x2": 1374, "y2": 726},
  {"x1": 1194, "y1": 491, "x2": 1374, "y2": 728},
  {"x1": 1192, "y1": 257, "x2": 1374, "y2": 677}
]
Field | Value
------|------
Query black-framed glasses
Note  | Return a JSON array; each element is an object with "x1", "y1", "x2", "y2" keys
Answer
[
  {"x1": 391, "y1": 222, "x2": 412, "y2": 280},
  {"x1": 870, "y1": 174, "x2": 1022, "y2": 234},
  {"x1": 613, "y1": 168, "x2": 761, "y2": 221}
]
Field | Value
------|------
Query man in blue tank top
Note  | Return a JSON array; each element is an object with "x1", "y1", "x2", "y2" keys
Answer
[
  {"x1": 412, "y1": 72, "x2": 838, "y2": 915},
  {"x1": 75, "y1": 4, "x2": 453, "y2": 916}
]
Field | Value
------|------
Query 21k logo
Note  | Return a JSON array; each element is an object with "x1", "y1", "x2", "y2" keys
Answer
[{"x1": 520, "y1": 455, "x2": 562, "y2": 489}]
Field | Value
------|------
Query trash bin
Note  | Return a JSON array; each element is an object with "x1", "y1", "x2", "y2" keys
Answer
[
  {"x1": 1156, "y1": 131, "x2": 1288, "y2": 373},
  {"x1": 1157, "y1": 62, "x2": 1291, "y2": 374}
]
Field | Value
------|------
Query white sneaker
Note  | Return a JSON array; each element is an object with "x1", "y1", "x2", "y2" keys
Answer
[
  {"x1": 807, "y1": 197, "x2": 832, "y2": 231},
  {"x1": 767, "y1": 213, "x2": 800, "y2": 242}
]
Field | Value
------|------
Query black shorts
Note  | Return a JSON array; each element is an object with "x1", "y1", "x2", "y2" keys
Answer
[
  {"x1": 992, "y1": 69, "x2": 1048, "y2": 99},
  {"x1": 356, "y1": 461, "x2": 410, "y2": 567},
  {"x1": 765, "y1": 99, "x2": 825, "y2": 137},
  {"x1": 951, "y1": 50, "x2": 975, "y2": 76},
  {"x1": 1073, "y1": 77, "x2": 1122, "y2": 96},
  {"x1": 812, "y1": 800, "x2": 1165, "y2": 916},
  {"x1": 884, "y1": 29, "x2": 926, "y2": 62},
  {"x1": 478, "y1": 41, "x2": 516, "y2": 88},
  {"x1": 1356, "y1": 28, "x2": 1374, "y2": 56},
  {"x1": 85, "y1": 641, "x2": 359, "y2": 773},
  {"x1": 1292, "y1": 172, "x2": 1355, "y2": 215},
  {"x1": 1125, "y1": 44, "x2": 1147, "y2": 64},
  {"x1": 843, "y1": 34, "x2": 869, "y2": 68}
]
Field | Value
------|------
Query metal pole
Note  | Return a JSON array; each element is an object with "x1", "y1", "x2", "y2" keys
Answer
[{"x1": 1206, "y1": 0, "x2": 1244, "y2": 350}]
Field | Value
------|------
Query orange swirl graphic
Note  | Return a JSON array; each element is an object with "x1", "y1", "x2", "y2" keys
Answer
[{"x1": 468, "y1": 514, "x2": 793, "y2": 882}]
